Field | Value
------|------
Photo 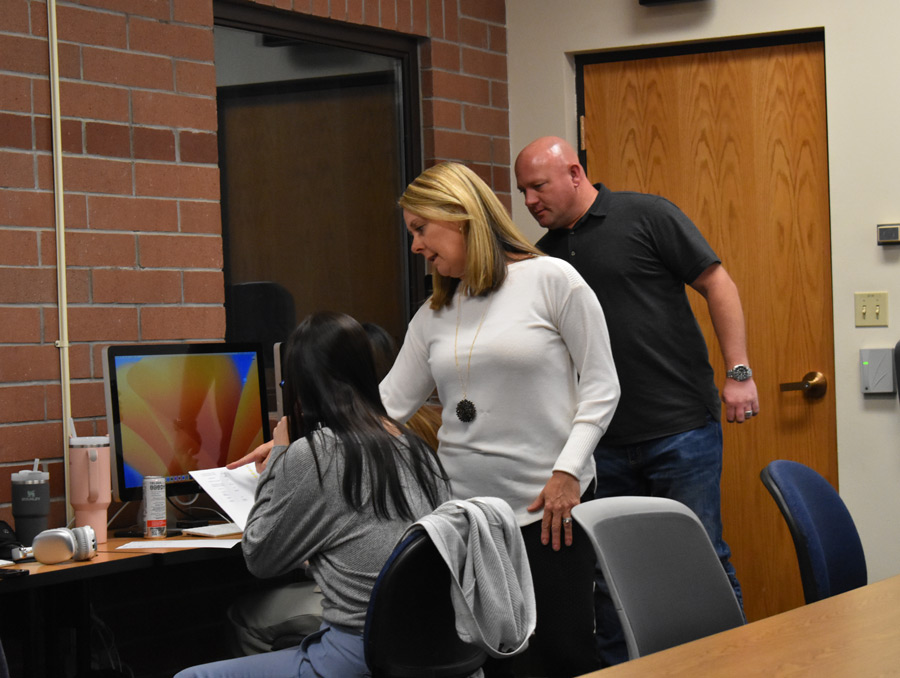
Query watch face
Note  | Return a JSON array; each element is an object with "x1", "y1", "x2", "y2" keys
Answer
[{"x1": 729, "y1": 365, "x2": 751, "y2": 381}]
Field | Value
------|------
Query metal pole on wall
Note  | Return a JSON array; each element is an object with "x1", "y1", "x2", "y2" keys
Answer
[{"x1": 46, "y1": 0, "x2": 74, "y2": 523}]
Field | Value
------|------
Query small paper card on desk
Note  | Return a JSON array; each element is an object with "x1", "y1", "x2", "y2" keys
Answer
[{"x1": 189, "y1": 464, "x2": 259, "y2": 530}]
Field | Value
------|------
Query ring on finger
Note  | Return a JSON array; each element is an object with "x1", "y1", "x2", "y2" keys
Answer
[{"x1": 562, "y1": 517, "x2": 573, "y2": 526}]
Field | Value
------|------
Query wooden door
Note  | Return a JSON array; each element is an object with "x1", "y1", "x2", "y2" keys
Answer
[
  {"x1": 580, "y1": 37, "x2": 835, "y2": 621},
  {"x1": 218, "y1": 75, "x2": 408, "y2": 342}
]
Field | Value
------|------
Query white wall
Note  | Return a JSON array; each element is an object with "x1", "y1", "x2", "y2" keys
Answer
[{"x1": 507, "y1": 0, "x2": 900, "y2": 583}]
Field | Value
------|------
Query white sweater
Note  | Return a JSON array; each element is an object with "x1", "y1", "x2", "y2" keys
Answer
[{"x1": 381, "y1": 256, "x2": 620, "y2": 525}]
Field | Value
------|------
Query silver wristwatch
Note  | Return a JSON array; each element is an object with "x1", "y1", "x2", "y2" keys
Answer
[{"x1": 726, "y1": 364, "x2": 752, "y2": 382}]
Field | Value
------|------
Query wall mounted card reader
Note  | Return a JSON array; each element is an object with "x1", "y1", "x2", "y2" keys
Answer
[
  {"x1": 876, "y1": 223, "x2": 900, "y2": 246},
  {"x1": 860, "y1": 348, "x2": 895, "y2": 394}
]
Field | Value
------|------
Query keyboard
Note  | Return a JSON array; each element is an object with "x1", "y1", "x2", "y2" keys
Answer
[{"x1": 182, "y1": 522, "x2": 242, "y2": 537}]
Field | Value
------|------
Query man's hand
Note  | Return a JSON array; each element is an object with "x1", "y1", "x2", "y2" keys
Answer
[{"x1": 722, "y1": 378, "x2": 759, "y2": 423}]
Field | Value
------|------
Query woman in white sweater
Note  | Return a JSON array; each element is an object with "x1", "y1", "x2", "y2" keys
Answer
[{"x1": 380, "y1": 162, "x2": 620, "y2": 677}]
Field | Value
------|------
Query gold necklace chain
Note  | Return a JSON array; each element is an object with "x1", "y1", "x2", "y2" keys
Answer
[{"x1": 453, "y1": 290, "x2": 492, "y2": 422}]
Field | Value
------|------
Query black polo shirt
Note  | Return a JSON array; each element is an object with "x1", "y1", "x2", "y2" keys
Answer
[{"x1": 537, "y1": 184, "x2": 721, "y2": 445}]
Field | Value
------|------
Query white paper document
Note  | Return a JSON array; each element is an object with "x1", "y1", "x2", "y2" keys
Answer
[
  {"x1": 188, "y1": 464, "x2": 260, "y2": 530},
  {"x1": 117, "y1": 539, "x2": 241, "y2": 550}
]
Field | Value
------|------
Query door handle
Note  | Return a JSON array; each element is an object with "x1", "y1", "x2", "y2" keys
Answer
[{"x1": 779, "y1": 371, "x2": 827, "y2": 399}]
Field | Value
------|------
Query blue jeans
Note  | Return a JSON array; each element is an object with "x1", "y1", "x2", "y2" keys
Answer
[
  {"x1": 592, "y1": 417, "x2": 743, "y2": 666},
  {"x1": 173, "y1": 623, "x2": 368, "y2": 678}
]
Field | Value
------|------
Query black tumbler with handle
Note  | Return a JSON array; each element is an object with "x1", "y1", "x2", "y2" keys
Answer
[{"x1": 11, "y1": 461, "x2": 50, "y2": 546}]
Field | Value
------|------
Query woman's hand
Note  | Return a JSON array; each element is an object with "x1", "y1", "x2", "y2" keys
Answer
[
  {"x1": 527, "y1": 470, "x2": 582, "y2": 550},
  {"x1": 227, "y1": 417, "x2": 290, "y2": 473},
  {"x1": 226, "y1": 440, "x2": 274, "y2": 474},
  {"x1": 272, "y1": 416, "x2": 290, "y2": 447}
]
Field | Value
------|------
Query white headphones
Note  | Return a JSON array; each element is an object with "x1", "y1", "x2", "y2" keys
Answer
[{"x1": 32, "y1": 526, "x2": 97, "y2": 564}]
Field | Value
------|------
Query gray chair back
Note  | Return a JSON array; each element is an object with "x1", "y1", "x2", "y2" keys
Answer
[{"x1": 572, "y1": 496, "x2": 744, "y2": 660}]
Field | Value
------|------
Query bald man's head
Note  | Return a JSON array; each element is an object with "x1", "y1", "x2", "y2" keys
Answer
[{"x1": 515, "y1": 137, "x2": 597, "y2": 231}]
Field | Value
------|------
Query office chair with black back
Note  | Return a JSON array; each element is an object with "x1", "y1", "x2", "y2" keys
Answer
[
  {"x1": 571, "y1": 496, "x2": 744, "y2": 660},
  {"x1": 0, "y1": 635, "x2": 9, "y2": 678},
  {"x1": 364, "y1": 529, "x2": 488, "y2": 678},
  {"x1": 895, "y1": 339, "x2": 900, "y2": 403},
  {"x1": 760, "y1": 459, "x2": 867, "y2": 604}
]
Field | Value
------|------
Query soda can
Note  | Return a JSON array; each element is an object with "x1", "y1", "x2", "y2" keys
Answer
[{"x1": 143, "y1": 475, "x2": 167, "y2": 538}]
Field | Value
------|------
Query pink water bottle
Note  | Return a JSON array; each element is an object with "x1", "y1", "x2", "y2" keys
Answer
[{"x1": 69, "y1": 435, "x2": 112, "y2": 543}]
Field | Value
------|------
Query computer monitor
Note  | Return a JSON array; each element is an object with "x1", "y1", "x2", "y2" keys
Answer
[{"x1": 102, "y1": 342, "x2": 271, "y2": 502}]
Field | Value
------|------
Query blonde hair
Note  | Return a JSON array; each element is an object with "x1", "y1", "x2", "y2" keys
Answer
[
  {"x1": 399, "y1": 162, "x2": 542, "y2": 310},
  {"x1": 406, "y1": 404, "x2": 442, "y2": 452}
]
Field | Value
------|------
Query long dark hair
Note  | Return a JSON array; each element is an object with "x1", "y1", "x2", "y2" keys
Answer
[
  {"x1": 281, "y1": 311, "x2": 447, "y2": 520},
  {"x1": 361, "y1": 322, "x2": 398, "y2": 381}
]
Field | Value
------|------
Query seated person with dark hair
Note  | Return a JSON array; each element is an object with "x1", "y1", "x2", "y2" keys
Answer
[
  {"x1": 225, "y1": 321, "x2": 444, "y2": 657},
  {"x1": 175, "y1": 312, "x2": 448, "y2": 678}
]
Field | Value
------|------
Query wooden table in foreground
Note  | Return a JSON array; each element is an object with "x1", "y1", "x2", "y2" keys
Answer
[{"x1": 578, "y1": 573, "x2": 900, "y2": 677}]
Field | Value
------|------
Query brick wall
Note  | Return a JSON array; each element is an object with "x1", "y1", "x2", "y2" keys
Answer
[{"x1": 0, "y1": 0, "x2": 509, "y2": 529}]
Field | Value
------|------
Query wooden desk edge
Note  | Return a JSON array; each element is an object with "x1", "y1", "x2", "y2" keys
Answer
[
  {"x1": 0, "y1": 535, "x2": 242, "y2": 588},
  {"x1": 576, "y1": 574, "x2": 900, "y2": 677}
]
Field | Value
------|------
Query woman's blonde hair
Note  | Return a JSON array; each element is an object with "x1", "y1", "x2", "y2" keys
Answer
[{"x1": 399, "y1": 162, "x2": 542, "y2": 310}]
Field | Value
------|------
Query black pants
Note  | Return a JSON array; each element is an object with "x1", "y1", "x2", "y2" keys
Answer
[{"x1": 485, "y1": 505, "x2": 599, "y2": 677}]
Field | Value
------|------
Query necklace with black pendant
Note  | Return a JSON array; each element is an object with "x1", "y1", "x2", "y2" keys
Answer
[
  {"x1": 456, "y1": 398, "x2": 476, "y2": 423},
  {"x1": 453, "y1": 290, "x2": 492, "y2": 423}
]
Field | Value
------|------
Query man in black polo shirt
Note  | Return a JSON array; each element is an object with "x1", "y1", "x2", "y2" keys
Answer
[{"x1": 515, "y1": 136, "x2": 757, "y2": 666}]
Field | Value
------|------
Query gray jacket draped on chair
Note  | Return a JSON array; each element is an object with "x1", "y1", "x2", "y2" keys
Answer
[{"x1": 409, "y1": 496, "x2": 536, "y2": 658}]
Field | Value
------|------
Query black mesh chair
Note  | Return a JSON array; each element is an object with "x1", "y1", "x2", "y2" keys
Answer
[
  {"x1": 364, "y1": 530, "x2": 487, "y2": 678},
  {"x1": 760, "y1": 460, "x2": 867, "y2": 604}
]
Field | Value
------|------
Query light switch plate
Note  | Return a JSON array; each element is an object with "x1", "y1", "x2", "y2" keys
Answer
[{"x1": 854, "y1": 292, "x2": 888, "y2": 327}]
